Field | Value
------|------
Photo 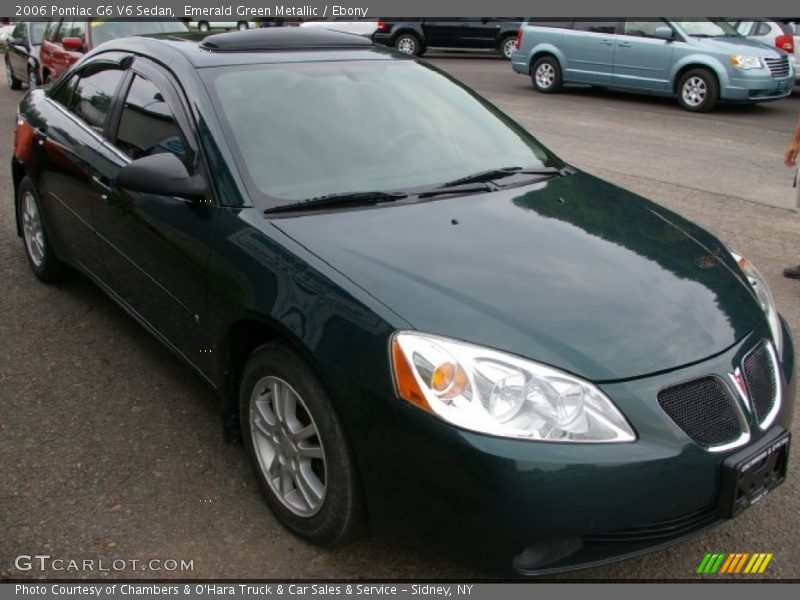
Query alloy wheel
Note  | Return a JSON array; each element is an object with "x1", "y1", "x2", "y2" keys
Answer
[
  {"x1": 682, "y1": 76, "x2": 707, "y2": 108},
  {"x1": 249, "y1": 376, "x2": 327, "y2": 517},
  {"x1": 396, "y1": 37, "x2": 416, "y2": 55},
  {"x1": 536, "y1": 63, "x2": 555, "y2": 89},
  {"x1": 21, "y1": 190, "x2": 45, "y2": 267},
  {"x1": 502, "y1": 38, "x2": 518, "y2": 59}
]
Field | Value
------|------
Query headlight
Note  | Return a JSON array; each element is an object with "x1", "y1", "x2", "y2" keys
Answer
[
  {"x1": 391, "y1": 332, "x2": 636, "y2": 443},
  {"x1": 731, "y1": 252, "x2": 783, "y2": 355},
  {"x1": 730, "y1": 55, "x2": 763, "y2": 69}
]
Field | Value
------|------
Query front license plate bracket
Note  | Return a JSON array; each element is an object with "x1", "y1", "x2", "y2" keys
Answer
[{"x1": 718, "y1": 430, "x2": 790, "y2": 519}]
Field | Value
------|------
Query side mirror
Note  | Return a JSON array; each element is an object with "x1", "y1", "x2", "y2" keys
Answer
[
  {"x1": 654, "y1": 26, "x2": 674, "y2": 41},
  {"x1": 116, "y1": 153, "x2": 208, "y2": 201},
  {"x1": 62, "y1": 37, "x2": 84, "y2": 52}
]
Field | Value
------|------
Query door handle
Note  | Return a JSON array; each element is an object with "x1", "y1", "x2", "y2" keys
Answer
[
  {"x1": 601, "y1": 39, "x2": 615, "y2": 46},
  {"x1": 91, "y1": 175, "x2": 112, "y2": 200},
  {"x1": 617, "y1": 41, "x2": 632, "y2": 47}
]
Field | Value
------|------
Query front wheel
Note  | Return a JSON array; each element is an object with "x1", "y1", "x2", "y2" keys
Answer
[
  {"x1": 676, "y1": 68, "x2": 719, "y2": 112},
  {"x1": 531, "y1": 56, "x2": 563, "y2": 93},
  {"x1": 6, "y1": 57, "x2": 22, "y2": 90},
  {"x1": 198, "y1": 21, "x2": 210, "y2": 32},
  {"x1": 17, "y1": 177, "x2": 70, "y2": 282},
  {"x1": 240, "y1": 344, "x2": 364, "y2": 545},
  {"x1": 500, "y1": 35, "x2": 518, "y2": 60},
  {"x1": 237, "y1": 22, "x2": 249, "y2": 31}
]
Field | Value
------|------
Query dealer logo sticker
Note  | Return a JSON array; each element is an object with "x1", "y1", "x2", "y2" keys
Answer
[{"x1": 696, "y1": 552, "x2": 773, "y2": 574}]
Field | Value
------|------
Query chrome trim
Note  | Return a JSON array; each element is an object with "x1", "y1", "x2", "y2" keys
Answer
[
  {"x1": 741, "y1": 340, "x2": 782, "y2": 431},
  {"x1": 706, "y1": 377, "x2": 751, "y2": 453}
]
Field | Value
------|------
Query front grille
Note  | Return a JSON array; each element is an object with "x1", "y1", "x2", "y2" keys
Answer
[
  {"x1": 742, "y1": 340, "x2": 779, "y2": 426},
  {"x1": 657, "y1": 377, "x2": 743, "y2": 448},
  {"x1": 765, "y1": 56, "x2": 790, "y2": 78},
  {"x1": 583, "y1": 506, "x2": 716, "y2": 542}
]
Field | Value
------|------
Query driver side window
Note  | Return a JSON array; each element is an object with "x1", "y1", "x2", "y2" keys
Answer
[{"x1": 114, "y1": 74, "x2": 188, "y2": 163}]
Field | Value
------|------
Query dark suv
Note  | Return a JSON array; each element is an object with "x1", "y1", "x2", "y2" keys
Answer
[{"x1": 373, "y1": 18, "x2": 523, "y2": 58}]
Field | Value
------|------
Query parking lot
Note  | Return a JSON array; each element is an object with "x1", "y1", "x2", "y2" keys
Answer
[{"x1": 2, "y1": 53, "x2": 800, "y2": 580}]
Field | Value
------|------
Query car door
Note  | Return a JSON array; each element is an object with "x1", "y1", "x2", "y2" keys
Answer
[
  {"x1": 452, "y1": 17, "x2": 500, "y2": 49},
  {"x1": 560, "y1": 20, "x2": 621, "y2": 84},
  {"x1": 38, "y1": 19, "x2": 60, "y2": 82},
  {"x1": 612, "y1": 20, "x2": 675, "y2": 91},
  {"x1": 7, "y1": 22, "x2": 28, "y2": 80},
  {"x1": 422, "y1": 19, "x2": 465, "y2": 47},
  {"x1": 90, "y1": 59, "x2": 218, "y2": 368},
  {"x1": 31, "y1": 60, "x2": 127, "y2": 280}
]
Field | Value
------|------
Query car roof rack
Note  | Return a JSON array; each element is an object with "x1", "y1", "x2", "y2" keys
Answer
[{"x1": 199, "y1": 28, "x2": 374, "y2": 52}]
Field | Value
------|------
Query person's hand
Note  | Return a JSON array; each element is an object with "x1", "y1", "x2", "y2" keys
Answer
[{"x1": 786, "y1": 141, "x2": 799, "y2": 167}]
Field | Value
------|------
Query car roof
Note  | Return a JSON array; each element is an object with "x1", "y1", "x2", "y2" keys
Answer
[{"x1": 89, "y1": 28, "x2": 394, "y2": 69}]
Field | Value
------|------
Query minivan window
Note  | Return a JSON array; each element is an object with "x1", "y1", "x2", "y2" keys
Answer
[
  {"x1": 573, "y1": 21, "x2": 617, "y2": 34},
  {"x1": 674, "y1": 19, "x2": 738, "y2": 38},
  {"x1": 205, "y1": 60, "x2": 555, "y2": 204},
  {"x1": 623, "y1": 20, "x2": 668, "y2": 38},
  {"x1": 89, "y1": 20, "x2": 189, "y2": 46}
]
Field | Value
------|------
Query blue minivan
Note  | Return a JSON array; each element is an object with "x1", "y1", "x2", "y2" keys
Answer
[{"x1": 512, "y1": 18, "x2": 795, "y2": 111}]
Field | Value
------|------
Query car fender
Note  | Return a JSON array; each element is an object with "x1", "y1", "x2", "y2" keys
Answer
[
  {"x1": 526, "y1": 42, "x2": 566, "y2": 74},
  {"x1": 669, "y1": 54, "x2": 729, "y2": 92},
  {"x1": 394, "y1": 24, "x2": 426, "y2": 45}
]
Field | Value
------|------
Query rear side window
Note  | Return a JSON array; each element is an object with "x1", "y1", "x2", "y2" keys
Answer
[
  {"x1": 43, "y1": 19, "x2": 60, "y2": 42},
  {"x1": 573, "y1": 21, "x2": 618, "y2": 34},
  {"x1": 528, "y1": 20, "x2": 573, "y2": 30},
  {"x1": 65, "y1": 20, "x2": 87, "y2": 43},
  {"x1": 115, "y1": 75, "x2": 187, "y2": 161},
  {"x1": 69, "y1": 67, "x2": 125, "y2": 132}
]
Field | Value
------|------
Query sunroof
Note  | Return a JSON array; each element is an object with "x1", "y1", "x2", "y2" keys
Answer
[{"x1": 199, "y1": 28, "x2": 374, "y2": 52}]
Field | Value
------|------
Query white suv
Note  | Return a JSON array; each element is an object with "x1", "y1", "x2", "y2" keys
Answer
[{"x1": 732, "y1": 19, "x2": 800, "y2": 83}]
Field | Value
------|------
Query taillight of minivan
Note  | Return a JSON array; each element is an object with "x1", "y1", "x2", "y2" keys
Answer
[{"x1": 516, "y1": 29, "x2": 523, "y2": 49}]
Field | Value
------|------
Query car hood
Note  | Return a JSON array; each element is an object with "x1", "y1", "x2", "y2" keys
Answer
[
  {"x1": 272, "y1": 172, "x2": 762, "y2": 382},
  {"x1": 686, "y1": 35, "x2": 784, "y2": 57}
]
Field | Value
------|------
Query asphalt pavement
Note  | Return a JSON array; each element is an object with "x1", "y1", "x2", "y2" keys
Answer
[{"x1": 1, "y1": 56, "x2": 800, "y2": 580}]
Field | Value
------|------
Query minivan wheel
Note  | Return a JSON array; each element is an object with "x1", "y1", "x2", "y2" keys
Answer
[
  {"x1": 677, "y1": 68, "x2": 719, "y2": 112},
  {"x1": 394, "y1": 33, "x2": 422, "y2": 56},
  {"x1": 237, "y1": 22, "x2": 249, "y2": 31},
  {"x1": 198, "y1": 21, "x2": 210, "y2": 32},
  {"x1": 240, "y1": 343, "x2": 364, "y2": 545},
  {"x1": 531, "y1": 56, "x2": 562, "y2": 93},
  {"x1": 500, "y1": 35, "x2": 518, "y2": 60},
  {"x1": 6, "y1": 57, "x2": 22, "y2": 90},
  {"x1": 17, "y1": 177, "x2": 70, "y2": 282}
]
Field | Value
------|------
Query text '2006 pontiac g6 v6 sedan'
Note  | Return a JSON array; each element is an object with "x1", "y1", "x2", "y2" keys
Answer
[{"x1": 11, "y1": 28, "x2": 794, "y2": 574}]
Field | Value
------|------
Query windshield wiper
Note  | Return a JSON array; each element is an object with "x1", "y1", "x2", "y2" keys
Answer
[
  {"x1": 264, "y1": 191, "x2": 408, "y2": 214},
  {"x1": 437, "y1": 165, "x2": 567, "y2": 188}
]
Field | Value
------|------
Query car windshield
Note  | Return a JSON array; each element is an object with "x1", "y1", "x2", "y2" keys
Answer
[
  {"x1": 203, "y1": 58, "x2": 555, "y2": 206},
  {"x1": 674, "y1": 18, "x2": 739, "y2": 37},
  {"x1": 31, "y1": 21, "x2": 47, "y2": 44},
  {"x1": 89, "y1": 19, "x2": 189, "y2": 46}
]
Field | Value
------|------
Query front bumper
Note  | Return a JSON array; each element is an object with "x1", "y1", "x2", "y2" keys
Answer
[
  {"x1": 722, "y1": 72, "x2": 795, "y2": 101},
  {"x1": 338, "y1": 324, "x2": 794, "y2": 574}
]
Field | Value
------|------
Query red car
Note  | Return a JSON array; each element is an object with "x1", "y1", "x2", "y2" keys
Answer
[{"x1": 39, "y1": 18, "x2": 188, "y2": 84}]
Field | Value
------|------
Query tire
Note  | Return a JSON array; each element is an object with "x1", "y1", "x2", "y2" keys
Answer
[
  {"x1": 237, "y1": 22, "x2": 249, "y2": 31},
  {"x1": 27, "y1": 65, "x2": 38, "y2": 88},
  {"x1": 5, "y1": 56, "x2": 22, "y2": 90},
  {"x1": 394, "y1": 33, "x2": 423, "y2": 56},
  {"x1": 676, "y1": 68, "x2": 719, "y2": 112},
  {"x1": 499, "y1": 35, "x2": 518, "y2": 60},
  {"x1": 198, "y1": 22, "x2": 210, "y2": 32},
  {"x1": 17, "y1": 177, "x2": 70, "y2": 282},
  {"x1": 531, "y1": 56, "x2": 563, "y2": 93},
  {"x1": 240, "y1": 343, "x2": 364, "y2": 545}
]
